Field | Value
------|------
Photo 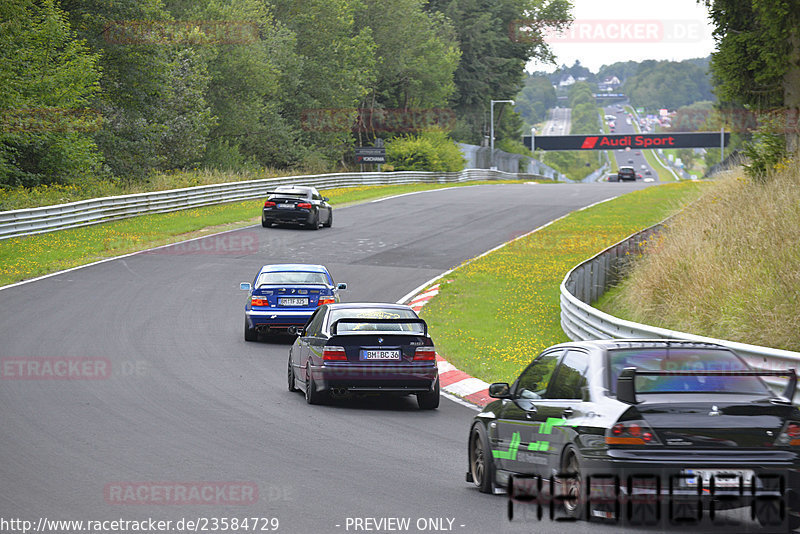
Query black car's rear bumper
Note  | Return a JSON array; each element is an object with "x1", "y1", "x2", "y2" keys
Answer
[
  {"x1": 262, "y1": 208, "x2": 314, "y2": 225},
  {"x1": 309, "y1": 363, "x2": 438, "y2": 393}
]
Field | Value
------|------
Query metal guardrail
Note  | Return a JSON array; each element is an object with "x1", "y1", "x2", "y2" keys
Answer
[
  {"x1": 0, "y1": 169, "x2": 545, "y2": 240},
  {"x1": 560, "y1": 222, "x2": 800, "y2": 381}
]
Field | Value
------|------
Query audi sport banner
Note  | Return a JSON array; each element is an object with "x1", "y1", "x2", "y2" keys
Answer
[{"x1": 523, "y1": 132, "x2": 729, "y2": 151}]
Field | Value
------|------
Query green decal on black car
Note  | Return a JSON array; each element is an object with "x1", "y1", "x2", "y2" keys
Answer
[{"x1": 492, "y1": 418, "x2": 575, "y2": 459}]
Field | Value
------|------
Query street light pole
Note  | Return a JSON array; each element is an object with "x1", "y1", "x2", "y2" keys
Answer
[{"x1": 490, "y1": 99, "x2": 515, "y2": 170}]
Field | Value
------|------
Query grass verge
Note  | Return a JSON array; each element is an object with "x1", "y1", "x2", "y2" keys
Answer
[
  {"x1": 597, "y1": 165, "x2": 800, "y2": 351},
  {"x1": 421, "y1": 181, "x2": 707, "y2": 385},
  {"x1": 0, "y1": 179, "x2": 549, "y2": 287}
]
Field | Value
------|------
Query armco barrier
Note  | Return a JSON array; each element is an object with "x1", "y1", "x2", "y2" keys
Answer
[
  {"x1": 560, "y1": 221, "x2": 800, "y2": 389},
  {"x1": 0, "y1": 169, "x2": 545, "y2": 240}
]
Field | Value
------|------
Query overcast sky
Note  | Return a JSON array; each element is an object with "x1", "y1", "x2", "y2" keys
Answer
[{"x1": 527, "y1": 0, "x2": 718, "y2": 73}]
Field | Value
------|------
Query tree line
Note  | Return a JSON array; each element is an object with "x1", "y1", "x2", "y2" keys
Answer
[{"x1": 0, "y1": 0, "x2": 570, "y2": 188}]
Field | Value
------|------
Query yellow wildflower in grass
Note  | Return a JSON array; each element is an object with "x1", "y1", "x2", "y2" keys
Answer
[{"x1": 421, "y1": 182, "x2": 707, "y2": 384}]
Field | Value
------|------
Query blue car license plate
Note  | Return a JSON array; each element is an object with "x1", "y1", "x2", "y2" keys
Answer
[{"x1": 279, "y1": 297, "x2": 308, "y2": 306}]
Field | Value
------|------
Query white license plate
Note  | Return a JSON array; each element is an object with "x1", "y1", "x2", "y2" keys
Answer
[
  {"x1": 360, "y1": 350, "x2": 401, "y2": 360},
  {"x1": 279, "y1": 297, "x2": 308, "y2": 306},
  {"x1": 277, "y1": 203, "x2": 295, "y2": 209},
  {"x1": 681, "y1": 469, "x2": 754, "y2": 488}
]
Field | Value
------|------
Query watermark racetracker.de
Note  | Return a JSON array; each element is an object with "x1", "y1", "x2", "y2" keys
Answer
[
  {"x1": 104, "y1": 482, "x2": 262, "y2": 505},
  {"x1": 509, "y1": 19, "x2": 708, "y2": 44},
  {"x1": 0, "y1": 108, "x2": 102, "y2": 133},
  {"x1": 0, "y1": 357, "x2": 151, "y2": 380},
  {"x1": 152, "y1": 231, "x2": 260, "y2": 256}
]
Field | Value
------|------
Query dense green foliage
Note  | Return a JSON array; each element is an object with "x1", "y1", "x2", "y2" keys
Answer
[
  {"x1": 703, "y1": 0, "x2": 800, "y2": 172},
  {"x1": 385, "y1": 130, "x2": 465, "y2": 172},
  {"x1": 0, "y1": 0, "x2": 102, "y2": 186},
  {"x1": 624, "y1": 60, "x2": 714, "y2": 110},
  {"x1": 0, "y1": 0, "x2": 572, "y2": 189},
  {"x1": 428, "y1": 0, "x2": 571, "y2": 145},
  {"x1": 515, "y1": 74, "x2": 557, "y2": 128}
]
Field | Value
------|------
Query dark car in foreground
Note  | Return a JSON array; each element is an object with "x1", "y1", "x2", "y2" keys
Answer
[
  {"x1": 617, "y1": 166, "x2": 636, "y2": 181},
  {"x1": 240, "y1": 264, "x2": 346, "y2": 340},
  {"x1": 261, "y1": 185, "x2": 332, "y2": 229},
  {"x1": 288, "y1": 303, "x2": 439, "y2": 409},
  {"x1": 467, "y1": 340, "x2": 800, "y2": 526}
]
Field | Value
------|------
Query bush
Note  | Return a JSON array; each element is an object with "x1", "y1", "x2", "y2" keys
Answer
[
  {"x1": 744, "y1": 114, "x2": 788, "y2": 182},
  {"x1": 385, "y1": 130, "x2": 465, "y2": 172}
]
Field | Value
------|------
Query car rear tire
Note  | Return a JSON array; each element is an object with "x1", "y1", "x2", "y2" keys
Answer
[
  {"x1": 417, "y1": 378, "x2": 440, "y2": 409},
  {"x1": 307, "y1": 212, "x2": 319, "y2": 230},
  {"x1": 469, "y1": 424, "x2": 495, "y2": 493},
  {"x1": 244, "y1": 318, "x2": 258, "y2": 342},
  {"x1": 560, "y1": 447, "x2": 584, "y2": 519},
  {"x1": 261, "y1": 219, "x2": 270, "y2": 228},
  {"x1": 304, "y1": 366, "x2": 325, "y2": 404},
  {"x1": 323, "y1": 211, "x2": 332, "y2": 228},
  {"x1": 288, "y1": 357, "x2": 298, "y2": 392}
]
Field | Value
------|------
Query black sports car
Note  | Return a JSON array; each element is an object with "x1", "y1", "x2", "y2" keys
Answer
[
  {"x1": 467, "y1": 339, "x2": 800, "y2": 526},
  {"x1": 617, "y1": 166, "x2": 636, "y2": 181},
  {"x1": 261, "y1": 185, "x2": 332, "y2": 229},
  {"x1": 288, "y1": 303, "x2": 439, "y2": 409}
]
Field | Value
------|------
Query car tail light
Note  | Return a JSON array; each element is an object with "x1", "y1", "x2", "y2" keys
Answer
[
  {"x1": 251, "y1": 296, "x2": 269, "y2": 306},
  {"x1": 264, "y1": 201, "x2": 276, "y2": 207},
  {"x1": 606, "y1": 419, "x2": 660, "y2": 445},
  {"x1": 317, "y1": 296, "x2": 336, "y2": 306},
  {"x1": 323, "y1": 346, "x2": 347, "y2": 361},
  {"x1": 776, "y1": 421, "x2": 800, "y2": 446},
  {"x1": 297, "y1": 202, "x2": 312, "y2": 209},
  {"x1": 413, "y1": 347, "x2": 436, "y2": 361}
]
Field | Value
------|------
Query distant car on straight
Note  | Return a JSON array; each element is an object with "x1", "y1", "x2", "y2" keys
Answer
[
  {"x1": 466, "y1": 339, "x2": 800, "y2": 526},
  {"x1": 262, "y1": 185, "x2": 332, "y2": 230},
  {"x1": 288, "y1": 303, "x2": 440, "y2": 409},
  {"x1": 617, "y1": 166, "x2": 636, "y2": 181},
  {"x1": 240, "y1": 264, "x2": 346, "y2": 340}
]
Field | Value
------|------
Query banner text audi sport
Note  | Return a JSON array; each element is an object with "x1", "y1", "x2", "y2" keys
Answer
[{"x1": 524, "y1": 132, "x2": 730, "y2": 151}]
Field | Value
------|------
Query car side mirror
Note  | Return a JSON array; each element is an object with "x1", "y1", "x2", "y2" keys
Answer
[
  {"x1": 337, "y1": 283, "x2": 347, "y2": 290},
  {"x1": 323, "y1": 197, "x2": 329, "y2": 201},
  {"x1": 488, "y1": 382, "x2": 511, "y2": 399},
  {"x1": 240, "y1": 282, "x2": 252, "y2": 291}
]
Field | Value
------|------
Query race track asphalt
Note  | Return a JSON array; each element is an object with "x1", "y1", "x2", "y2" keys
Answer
[{"x1": 1, "y1": 182, "x2": 659, "y2": 533}]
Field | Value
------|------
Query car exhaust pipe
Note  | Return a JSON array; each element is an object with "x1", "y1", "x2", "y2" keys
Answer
[
  {"x1": 287, "y1": 326, "x2": 300, "y2": 336},
  {"x1": 331, "y1": 388, "x2": 348, "y2": 396}
]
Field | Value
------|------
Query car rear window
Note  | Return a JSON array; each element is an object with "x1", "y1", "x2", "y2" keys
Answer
[
  {"x1": 607, "y1": 348, "x2": 771, "y2": 395},
  {"x1": 256, "y1": 271, "x2": 329, "y2": 286},
  {"x1": 329, "y1": 308, "x2": 423, "y2": 334},
  {"x1": 269, "y1": 187, "x2": 310, "y2": 199}
]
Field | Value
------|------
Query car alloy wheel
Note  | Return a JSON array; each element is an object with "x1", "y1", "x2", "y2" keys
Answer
[
  {"x1": 562, "y1": 449, "x2": 583, "y2": 518},
  {"x1": 469, "y1": 426, "x2": 494, "y2": 493},
  {"x1": 305, "y1": 365, "x2": 323, "y2": 404}
]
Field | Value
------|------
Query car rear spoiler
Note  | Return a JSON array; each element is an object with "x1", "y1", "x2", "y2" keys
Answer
[
  {"x1": 330, "y1": 318, "x2": 427, "y2": 336},
  {"x1": 266, "y1": 190, "x2": 307, "y2": 197},
  {"x1": 617, "y1": 367, "x2": 797, "y2": 405}
]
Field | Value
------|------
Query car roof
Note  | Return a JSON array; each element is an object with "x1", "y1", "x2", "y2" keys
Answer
[
  {"x1": 550, "y1": 338, "x2": 728, "y2": 354},
  {"x1": 326, "y1": 302, "x2": 415, "y2": 312},
  {"x1": 259, "y1": 264, "x2": 329, "y2": 274}
]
